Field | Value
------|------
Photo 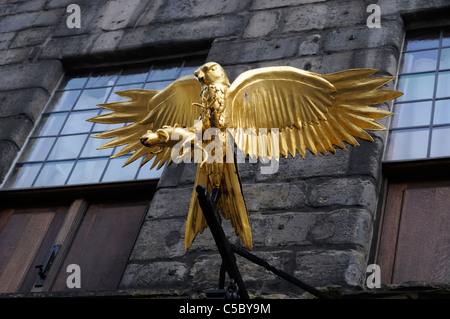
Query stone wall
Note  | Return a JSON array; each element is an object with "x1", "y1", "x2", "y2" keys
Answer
[{"x1": 0, "y1": 0, "x2": 449, "y2": 298}]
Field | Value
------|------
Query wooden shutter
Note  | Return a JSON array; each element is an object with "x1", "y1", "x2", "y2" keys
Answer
[{"x1": 377, "y1": 180, "x2": 450, "y2": 284}]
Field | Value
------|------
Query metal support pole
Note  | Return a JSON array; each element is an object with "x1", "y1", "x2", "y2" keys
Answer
[{"x1": 196, "y1": 185, "x2": 249, "y2": 299}]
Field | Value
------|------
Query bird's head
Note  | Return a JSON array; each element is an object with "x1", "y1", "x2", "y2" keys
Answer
[{"x1": 194, "y1": 62, "x2": 230, "y2": 86}]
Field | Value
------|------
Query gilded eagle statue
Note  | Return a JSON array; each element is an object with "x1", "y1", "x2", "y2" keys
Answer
[{"x1": 88, "y1": 62, "x2": 402, "y2": 252}]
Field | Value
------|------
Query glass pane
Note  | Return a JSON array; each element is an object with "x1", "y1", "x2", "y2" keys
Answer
[
  {"x1": 73, "y1": 87, "x2": 112, "y2": 110},
  {"x1": 436, "y1": 71, "x2": 450, "y2": 98},
  {"x1": 107, "y1": 84, "x2": 142, "y2": 102},
  {"x1": 34, "y1": 113, "x2": 67, "y2": 136},
  {"x1": 179, "y1": 66, "x2": 198, "y2": 77},
  {"x1": 143, "y1": 81, "x2": 172, "y2": 90},
  {"x1": 48, "y1": 90, "x2": 81, "y2": 112},
  {"x1": 67, "y1": 158, "x2": 109, "y2": 185},
  {"x1": 60, "y1": 110, "x2": 98, "y2": 134},
  {"x1": 101, "y1": 156, "x2": 139, "y2": 182},
  {"x1": 4, "y1": 163, "x2": 42, "y2": 189},
  {"x1": 430, "y1": 126, "x2": 450, "y2": 157},
  {"x1": 401, "y1": 50, "x2": 438, "y2": 73},
  {"x1": 397, "y1": 73, "x2": 435, "y2": 102},
  {"x1": 385, "y1": 128, "x2": 429, "y2": 161},
  {"x1": 19, "y1": 137, "x2": 55, "y2": 162},
  {"x1": 80, "y1": 136, "x2": 114, "y2": 157},
  {"x1": 440, "y1": 48, "x2": 450, "y2": 70},
  {"x1": 405, "y1": 29, "x2": 440, "y2": 51},
  {"x1": 86, "y1": 71, "x2": 119, "y2": 88},
  {"x1": 48, "y1": 134, "x2": 88, "y2": 160},
  {"x1": 443, "y1": 28, "x2": 450, "y2": 47},
  {"x1": 434, "y1": 99, "x2": 450, "y2": 125},
  {"x1": 60, "y1": 73, "x2": 89, "y2": 90},
  {"x1": 148, "y1": 64, "x2": 180, "y2": 81},
  {"x1": 33, "y1": 161, "x2": 74, "y2": 187},
  {"x1": 116, "y1": 66, "x2": 149, "y2": 85},
  {"x1": 391, "y1": 102, "x2": 432, "y2": 128},
  {"x1": 136, "y1": 161, "x2": 163, "y2": 180}
]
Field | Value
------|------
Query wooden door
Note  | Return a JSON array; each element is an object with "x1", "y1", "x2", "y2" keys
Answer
[
  {"x1": 0, "y1": 199, "x2": 149, "y2": 293},
  {"x1": 377, "y1": 181, "x2": 450, "y2": 284}
]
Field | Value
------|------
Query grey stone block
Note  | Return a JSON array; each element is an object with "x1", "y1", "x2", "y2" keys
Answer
[
  {"x1": 39, "y1": 34, "x2": 91, "y2": 60},
  {"x1": 119, "y1": 15, "x2": 245, "y2": 50},
  {"x1": 309, "y1": 177, "x2": 377, "y2": 213},
  {"x1": 10, "y1": 27, "x2": 52, "y2": 48},
  {"x1": 323, "y1": 19, "x2": 404, "y2": 53},
  {"x1": 0, "y1": 60, "x2": 63, "y2": 93},
  {"x1": 295, "y1": 249, "x2": 366, "y2": 287},
  {"x1": 251, "y1": 0, "x2": 326, "y2": 10},
  {"x1": 129, "y1": 217, "x2": 187, "y2": 260},
  {"x1": 254, "y1": 148, "x2": 350, "y2": 183},
  {"x1": 154, "y1": 0, "x2": 250, "y2": 22},
  {"x1": 0, "y1": 9, "x2": 63, "y2": 33},
  {"x1": 93, "y1": 0, "x2": 148, "y2": 31},
  {"x1": 0, "y1": 141, "x2": 19, "y2": 184},
  {"x1": 209, "y1": 37, "x2": 300, "y2": 65},
  {"x1": 283, "y1": 1, "x2": 368, "y2": 32},
  {"x1": 0, "y1": 114, "x2": 34, "y2": 148},
  {"x1": 0, "y1": 88, "x2": 49, "y2": 122},
  {"x1": 250, "y1": 208, "x2": 373, "y2": 250},
  {"x1": 52, "y1": 4, "x2": 102, "y2": 37},
  {"x1": 146, "y1": 186, "x2": 193, "y2": 219},
  {"x1": 120, "y1": 261, "x2": 189, "y2": 289},
  {"x1": 243, "y1": 181, "x2": 308, "y2": 212},
  {"x1": 243, "y1": 10, "x2": 280, "y2": 39},
  {"x1": 348, "y1": 137, "x2": 384, "y2": 180},
  {"x1": 87, "y1": 30, "x2": 124, "y2": 55},
  {"x1": 0, "y1": 47, "x2": 30, "y2": 66},
  {"x1": 0, "y1": 32, "x2": 16, "y2": 50}
]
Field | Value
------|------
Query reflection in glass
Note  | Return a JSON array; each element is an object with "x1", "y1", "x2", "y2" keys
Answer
[
  {"x1": 101, "y1": 156, "x2": 139, "y2": 182},
  {"x1": 61, "y1": 74, "x2": 89, "y2": 90},
  {"x1": 391, "y1": 102, "x2": 432, "y2": 128},
  {"x1": 81, "y1": 136, "x2": 114, "y2": 157},
  {"x1": 405, "y1": 30, "x2": 440, "y2": 51},
  {"x1": 19, "y1": 137, "x2": 56, "y2": 162},
  {"x1": 148, "y1": 65, "x2": 179, "y2": 81},
  {"x1": 4, "y1": 163, "x2": 42, "y2": 189},
  {"x1": 86, "y1": 71, "x2": 119, "y2": 88},
  {"x1": 136, "y1": 160, "x2": 163, "y2": 180},
  {"x1": 35, "y1": 113, "x2": 67, "y2": 136},
  {"x1": 440, "y1": 48, "x2": 450, "y2": 70},
  {"x1": 33, "y1": 161, "x2": 74, "y2": 187},
  {"x1": 73, "y1": 87, "x2": 112, "y2": 110},
  {"x1": 49, "y1": 90, "x2": 81, "y2": 111},
  {"x1": 397, "y1": 73, "x2": 435, "y2": 101},
  {"x1": 60, "y1": 110, "x2": 98, "y2": 134},
  {"x1": 430, "y1": 127, "x2": 450, "y2": 157},
  {"x1": 67, "y1": 158, "x2": 109, "y2": 185},
  {"x1": 107, "y1": 84, "x2": 141, "y2": 102},
  {"x1": 385, "y1": 128, "x2": 429, "y2": 161},
  {"x1": 436, "y1": 71, "x2": 450, "y2": 98},
  {"x1": 116, "y1": 67, "x2": 149, "y2": 85},
  {"x1": 433, "y1": 99, "x2": 450, "y2": 125},
  {"x1": 401, "y1": 50, "x2": 438, "y2": 73},
  {"x1": 48, "y1": 134, "x2": 88, "y2": 160}
]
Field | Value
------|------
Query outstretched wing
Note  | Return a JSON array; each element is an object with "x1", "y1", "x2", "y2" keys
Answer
[
  {"x1": 224, "y1": 67, "x2": 402, "y2": 160},
  {"x1": 88, "y1": 75, "x2": 201, "y2": 169}
]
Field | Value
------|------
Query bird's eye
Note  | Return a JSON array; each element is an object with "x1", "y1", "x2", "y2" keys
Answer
[{"x1": 211, "y1": 66, "x2": 217, "y2": 72}]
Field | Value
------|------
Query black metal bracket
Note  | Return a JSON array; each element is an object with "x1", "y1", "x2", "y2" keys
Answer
[
  {"x1": 196, "y1": 185, "x2": 332, "y2": 299},
  {"x1": 34, "y1": 244, "x2": 61, "y2": 287}
]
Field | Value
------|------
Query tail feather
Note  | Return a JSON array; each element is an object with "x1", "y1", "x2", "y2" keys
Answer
[{"x1": 184, "y1": 162, "x2": 252, "y2": 251}]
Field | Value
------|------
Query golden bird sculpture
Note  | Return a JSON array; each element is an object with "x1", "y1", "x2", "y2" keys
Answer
[{"x1": 88, "y1": 62, "x2": 402, "y2": 252}]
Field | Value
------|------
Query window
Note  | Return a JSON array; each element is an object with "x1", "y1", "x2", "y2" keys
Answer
[
  {"x1": 377, "y1": 26, "x2": 450, "y2": 286},
  {"x1": 3, "y1": 61, "x2": 200, "y2": 189},
  {"x1": 0, "y1": 58, "x2": 203, "y2": 294},
  {"x1": 385, "y1": 26, "x2": 450, "y2": 161}
]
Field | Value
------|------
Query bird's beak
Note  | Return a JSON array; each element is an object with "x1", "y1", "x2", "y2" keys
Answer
[{"x1": 194, "y1": 68, "x2": 205, "y2": 83}]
